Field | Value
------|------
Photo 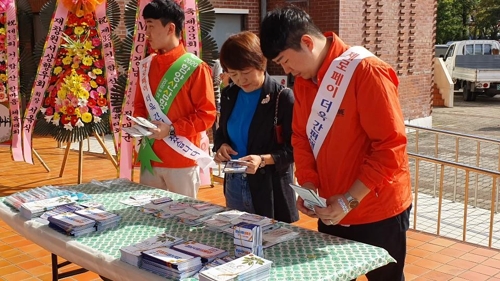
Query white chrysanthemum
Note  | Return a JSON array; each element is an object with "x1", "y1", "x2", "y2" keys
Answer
[{"x1": 64, "y1": 123, "x2": 73, "y2": 131}]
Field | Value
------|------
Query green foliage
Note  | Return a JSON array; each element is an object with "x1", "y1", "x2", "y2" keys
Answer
[{"x1": 436, "y1": 0, "x2": 500, "y2": 43}]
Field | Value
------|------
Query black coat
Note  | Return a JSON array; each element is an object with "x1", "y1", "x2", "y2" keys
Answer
[{"x1": 214, "y1": 73, "x2": 299, "y2": 223}]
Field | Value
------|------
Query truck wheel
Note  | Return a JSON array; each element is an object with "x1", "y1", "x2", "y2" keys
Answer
[{"x1": 463, "y1": 82, "x2": 476, "y2": 101}]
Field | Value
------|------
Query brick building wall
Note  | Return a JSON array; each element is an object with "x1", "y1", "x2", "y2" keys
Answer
[
  {"x1": 26, "y1": 0, "x2": 436, "y2": 122},
  {"x1": 264, "y1": 0, "x2": 435, "y2": 121}
]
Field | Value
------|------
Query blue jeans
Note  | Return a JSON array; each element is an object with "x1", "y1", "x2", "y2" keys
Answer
[{"x1": 224, "y1": 173, "x2": 255, "y2": 213}]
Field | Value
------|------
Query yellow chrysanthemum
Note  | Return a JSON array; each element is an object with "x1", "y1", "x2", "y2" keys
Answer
[
  {"x1": 0, "y1": 28, "x2": 5, "y2": 35},
  {"x1": 62, "y1": 56, "x2": 72, "y2": 65},
  {"x1": 81, "y1": 112, "x2": 92, "y2": 123},
  {"x1": 53, "y1": 113, "x2": 60, "y2": 120},
  {"x1": 60, "y1": 106, "x2": 67, "y2": 114},
  {"x1": 82, "y1": 56, "x2": 94, "y2": 66},
  {"x1": 57, "y1": 88, "x2": 67, "y2": 99},
  {"x1": 74, "y1": 26, "x2": 85, "y2": 35},
  {"x1": 54, "y1": 66, "x2": 63, "y2": 75},
  {"x1": 0, "y1": 74, "x2": 6, "y2": 82},
  {"x1": 75, "y1": 108, "x2": 81, "y2": 117},
  {"x1": 77, "y1": 88, "x2": 90, "y2": 99},
  {"x1": 90, "y1": 81, "x2": 98, "y2": 89},
  {"x1": 92, "y1": 69, "x2": 103, "y2": 75},
  {"x1": 71, "y1": 63, "x2": 80, "y2": 69}
]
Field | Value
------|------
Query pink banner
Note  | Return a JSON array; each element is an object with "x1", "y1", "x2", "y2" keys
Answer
[
  {"x1": 182, "y1": 0, "x2": 201, "y2": 57},
  {"x1": 22, "y1": 3, "x2": 68, "y2": 164},
  {"x1": 5, "y1": 3, "x2": 22, "y2": 161},
  {"x1": 95, "y1": 3, "x2": 119, "y2": 148},
  {"x1": 118, "y1": 0, "x2": 149, "y2": 179}
]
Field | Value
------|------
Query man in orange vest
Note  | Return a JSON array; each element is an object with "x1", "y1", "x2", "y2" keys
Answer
[{"x1": 260, "y1": 6, "x2": 412, "y2": 281}]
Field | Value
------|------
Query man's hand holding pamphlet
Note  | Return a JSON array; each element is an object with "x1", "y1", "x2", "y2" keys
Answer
[
  {"x1": 122, "y1": 115, "x2": 158, "y2": 138},
  {"x1": 222, "y1": 160, "x2": 248, "y2": 174},
  {"x1": 289, "y1": 184, "x2": 327, "y2": 212}
]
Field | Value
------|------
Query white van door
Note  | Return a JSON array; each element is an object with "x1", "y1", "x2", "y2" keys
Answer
[{"x1": 444, "y1": 44, "x2": 456, "y2": 76}]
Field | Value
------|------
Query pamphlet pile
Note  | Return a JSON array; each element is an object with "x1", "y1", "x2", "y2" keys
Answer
[
  {"x1": 20, "y1": 195, "x2": 77, "y2": 219},
  {"x1": 141, "y1": 247, "x2": 202, "y2": 279},
  {"x1": 176, "y1": 203, "x2": 225, "y2": 226},
  {"x1": 199, "y1": 254, "x2": 273, "y2": 281},
  {"x1": 40, "y1": 204, "x2": 86, "y2": 220},
  {"x1": 262, "y1": 227, "x2": 300, "y2": 248},
  {"x1": 194, "y1": 256, "x2": 235, "y2": 279},
  {"x1": 171, "y1": 241, "x2": 228, "y2": 263},
  {"x1": 233, "y1": 222, "x2": 263, "y2": 258},
  {"x1": 4, "y1": 186, "x2": 90, "y2": 212},
  {"x1": 140, "y1": 197, "x2": 173, "y2": 214},
  {"x1": 75, "y1": 208, "x2": 121, "y2": 231},
  {"x1": 47, "y1": 212, "x2": 97, "y2": 237},
  {"x1": 120, "y1": 233, "x2": 183, "y2": 266},
  {"x1": 155, "y1": 202, "x2": 191, "y2": 218},
  {"x1": 222, "y1": 213, "x2": 278, "y2": 235}
]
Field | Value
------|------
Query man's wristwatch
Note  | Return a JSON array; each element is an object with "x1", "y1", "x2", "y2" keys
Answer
[
  {"x1": 259, "y1": 155, "x2": 266, "y2": 168},
  {"x1": 169, "y1": 125, "x2": 175, "y2": 136},
  {"x1": 344, "y1": 192, "x2": 359, "y2": 210}
]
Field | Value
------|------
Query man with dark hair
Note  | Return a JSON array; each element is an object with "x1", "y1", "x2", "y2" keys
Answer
[
  {"x1": 260, "y1": 6, "x2": 412, "y2": 281},
  {"x1": 134, "y1": 0, "x2": 216, "y2": 198}
]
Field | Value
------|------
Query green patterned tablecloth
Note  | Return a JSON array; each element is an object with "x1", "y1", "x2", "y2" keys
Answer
[{"x1": 0, "y1": 180, "x2": 395, "y2": 281}]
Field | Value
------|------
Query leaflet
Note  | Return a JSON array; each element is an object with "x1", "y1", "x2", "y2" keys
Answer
[{"x1": 289, "y1": 183, "x2": 327, "y2": 212}]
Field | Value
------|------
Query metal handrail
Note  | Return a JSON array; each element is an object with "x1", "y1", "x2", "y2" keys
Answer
[
  {"x1": 406, "y1": 124, "x2": 500, "y2": 145},
  {"x1": 408, "y1": 152, "x2": 499, "y2": 248},
  {"x1": 406, "y1": 124, "x2": 500, "y2": 211}
]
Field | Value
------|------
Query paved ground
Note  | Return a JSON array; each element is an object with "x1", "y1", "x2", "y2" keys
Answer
[{"x1": 432, "y1": 93, "x2": 500, "y2": 137}]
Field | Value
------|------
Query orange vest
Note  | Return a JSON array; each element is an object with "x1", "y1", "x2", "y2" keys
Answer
[
  {"x1": 134, "y1": 44, "x2": 216, "y2": 168},
  {"x1": 292, "y1": 32, "x2": 412, "y2": 225}
]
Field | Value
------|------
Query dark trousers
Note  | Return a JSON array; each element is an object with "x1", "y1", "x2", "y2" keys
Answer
[{"x1": 318, "y1": 205, "x2": 411, "y2": 281}]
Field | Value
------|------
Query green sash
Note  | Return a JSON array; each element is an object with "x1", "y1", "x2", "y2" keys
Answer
[{"x1": 138, "y1": 53, "x2": 203, "y2": 174}]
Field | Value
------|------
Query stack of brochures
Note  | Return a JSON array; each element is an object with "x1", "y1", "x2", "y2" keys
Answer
[
  {"x1": 120, "y1": 233, "x2": 184, "y2": 267},
  {"x1": 262, "y1": 227, "x2": 300, "y2": 248},
  {"x1": 172, "y1": 241, "x2": 228, "y2": 263},
  {"x1": 155, "y1": 202, "x2": 191, "y2": 219},
  {"x1": 194, "y1": 256, "x2": 235, "y2": 279},
  {"x1": 185, "y1": 203, "x2": 225, "y2": 217},
  {"x1": 233, "y1": 222, "x2": 263, "y2": 258},
  {"x1": 199, "y1": 254, "x2": 273, "y2": 281},
  {"x1": 212, "y1": 210, "x2": 246, "y2": 222},
  {"x1": 203, "y1": 218, "x2": 233, "y2": 232},
  {"x1": 222, "y1": 213, "x2": 278, "y2": 235},
  {"x1": 75, "y1": 208, "x2": 121, "y2": 231},
  {"x1": 47, "y1": 212, "x2": 96, "y2": 237},
  {"x1": 4, "y1": 185, "x2": 62, "y2": 210},
  {"x1": 140, "y1": 197, "x2": 173, "y2": 214},
  {"x1": 20, "y1": 195, "x2": 77, "y2": 219},
  {"x1": 176, "y1": 212, "x2": 213, "y2": 226},
  {"x1": 40, "y1": 204, "x2": 86, "y2": 220},
  {"x1": 140, "y1": 247, "x2": 202, "y2": 279}
]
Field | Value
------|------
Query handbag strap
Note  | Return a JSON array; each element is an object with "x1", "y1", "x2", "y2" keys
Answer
[{"x1": 274, "y1": 87, "x2": 288, "y2": 125}]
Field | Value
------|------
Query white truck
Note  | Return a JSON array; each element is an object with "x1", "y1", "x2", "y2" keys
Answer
[{"x1": 442, "y1": 40, "x2": 500, "y2": 101}]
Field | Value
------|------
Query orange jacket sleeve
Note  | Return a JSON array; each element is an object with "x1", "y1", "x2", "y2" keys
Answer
[
  {"x1": 291, "y1": 83, "x2": 321, "y2": 188},
  {"x1": 171, "y1": 63, "x2": 216, "y2": 137},
  {"x1": 355, "y1": 60, "x2": 408, "y2": 193}
]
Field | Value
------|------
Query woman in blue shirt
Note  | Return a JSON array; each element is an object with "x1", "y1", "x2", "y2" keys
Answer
[{"x1": 213, "y1": 31, "x2": 299, "y2": 223}]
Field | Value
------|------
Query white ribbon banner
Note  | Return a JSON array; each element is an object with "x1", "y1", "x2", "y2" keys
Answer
[{"x1": 306, "y1": 46, "x2": 374, "y2": 158}]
